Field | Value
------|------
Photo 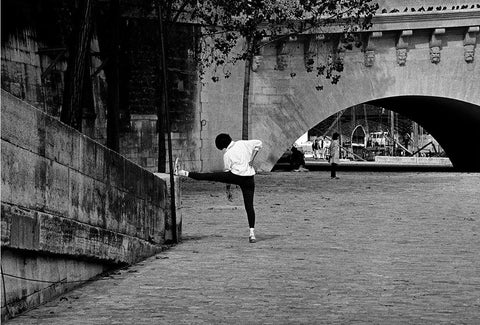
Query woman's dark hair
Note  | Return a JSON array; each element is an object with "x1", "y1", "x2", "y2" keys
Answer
[
  {"x1": 332, "y1": 132, "x2": 340, "y2": 140},
  {"x1": 215, "y1": 133, "x2": 232, "y2": 150}
]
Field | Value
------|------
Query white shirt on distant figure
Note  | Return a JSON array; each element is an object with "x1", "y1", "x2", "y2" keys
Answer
[
  {"x1": 329, "y1": 139, "x2": 340, "y2": 164},
  {"x1": 224, "y1": 140, "x2": 263, "y2": 176}
]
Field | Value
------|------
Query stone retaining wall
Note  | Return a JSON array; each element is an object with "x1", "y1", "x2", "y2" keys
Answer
[{"x1": 1, "y1": 90, "x2": 181, "y2": 319}]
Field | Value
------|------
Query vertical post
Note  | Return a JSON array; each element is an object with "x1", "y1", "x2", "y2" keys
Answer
[
  {"x1": 412, "y1": 121, "x2": 419, "y2": 156},
  {"x1": 351, "y1": 106, "x2": 356, "y2": 129},
  {"x1": 337, "y1": 112, "x2": 341, "y2": 158},
  {"x1": 351, "y1": 106, "x2": 356, "y2": 158},
  {"x1": 363, "y1": 104, "x2": 369, "y2": 135},
  {"x1": 242, "y1": 38, "x2": 253, "y2": 140},
  {"x1": 390, "y1": 110, "x2": 395, "y2": 155},
  {"x1": 157, "y1": 2, "x2": 177, "y2": 243},
  {"x1": 419, "y1": 124, "x2": 424, "y2": 154},
  {"x1": 336, "y1": 112, "x2": 341, "y2": 134}
]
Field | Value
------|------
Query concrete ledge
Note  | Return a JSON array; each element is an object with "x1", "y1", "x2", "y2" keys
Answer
[
  {"x1": 374, "y1": 156, "x2": 453, "y2": 166},
  {"x1": 1, "y1": 203, "x2": 164, "y2": 264}
]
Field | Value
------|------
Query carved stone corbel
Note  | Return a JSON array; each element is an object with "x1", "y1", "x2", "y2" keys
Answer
[
  {"x1": 276, "y1": 40, "x2": 288, "y2": 71},
  {"x1": 364, "y1": 32, "x2": 382, "y2": 67},
  {"x1": 464, "y1": 26, "x2": 479, "y2": 63},
  {"x1": 396, "y1": 30, "x2": 412, "y2": 66},
  {"x1": 429, "y1": 28, "x2": 445, "y2": 64}
]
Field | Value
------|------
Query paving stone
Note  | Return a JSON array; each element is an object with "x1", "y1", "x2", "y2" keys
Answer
[{"x1": 6, "y1": 172, "x2": 480, "y2": 324}]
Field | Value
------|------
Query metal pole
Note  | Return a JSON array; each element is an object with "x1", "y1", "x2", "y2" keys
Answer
[
  {"x1": 241, "y1": 39, "x2": 253, "y2": 140},
  {"x1": 390, "y1": 110, "x2": 395, "y2": 155},
  {"x1": 412, "y1": 121, "x2": 419, "y2": 156},
  {"x1": 157, "y1": 2, "x2": 177, "y2": 243}
]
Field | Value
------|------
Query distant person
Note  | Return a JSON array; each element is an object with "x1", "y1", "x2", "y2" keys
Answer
[
  {"x1": 329, "y1": 132, "x2": 340, "y2": 179},
  {"x1": 318, "y1": 137, "x2": 325, "y2": 159},
  {"x1": 290, "y1": 146, "x2": 308, "y2": 172},
  {"x1": 311, "y1": 138, "x2": 316, "y2": 158},
  {"x1": 175, "y1": 133, "x2": 262, "y2": 243},
  {"x1": 313, "y1": 137, "x2": 321, "y2": 159}
]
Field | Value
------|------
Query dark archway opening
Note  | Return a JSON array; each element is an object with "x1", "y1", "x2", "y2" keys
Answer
[
  {"x1": 274, "y1": 96, "x2": 480, "y2": 172},
  {"x1": 369, "y1": 96, "x2": 480, "y2": 172}
]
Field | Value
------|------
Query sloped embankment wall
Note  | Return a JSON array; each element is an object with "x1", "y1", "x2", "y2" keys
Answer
[{"x1": 1, "y1": 90, "x2": 181, "y2": 319}]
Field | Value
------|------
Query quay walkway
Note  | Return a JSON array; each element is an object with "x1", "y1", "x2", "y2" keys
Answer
[{"x1": 6, "y1": 172, "x2": 480, "y2": 324}]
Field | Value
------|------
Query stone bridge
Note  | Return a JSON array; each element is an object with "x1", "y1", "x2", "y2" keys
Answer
[{"x1": 200, "y1": 2, "x2": 480, "y2": 172}]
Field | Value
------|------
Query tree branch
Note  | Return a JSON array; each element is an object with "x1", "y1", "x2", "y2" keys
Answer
[{"x1": 171, "y1": 0, "x2": 191, "y2": 23}]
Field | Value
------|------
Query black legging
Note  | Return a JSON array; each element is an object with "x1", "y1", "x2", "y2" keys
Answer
[
  {"x1": 188, "y1": 171, "x2": 256, "y2": 228},
  {"x1": 331, "y1": 163, "x2": 338, "y2": 178}
]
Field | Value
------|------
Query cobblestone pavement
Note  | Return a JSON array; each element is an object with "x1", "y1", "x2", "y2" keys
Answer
[{"x1": 7, "y1": 172, "x2": 480, "y2": 324}]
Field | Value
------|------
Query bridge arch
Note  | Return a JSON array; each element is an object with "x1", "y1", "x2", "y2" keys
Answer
[{"x1": 249, "y1": 27, "x2": 480, "y2": 171}]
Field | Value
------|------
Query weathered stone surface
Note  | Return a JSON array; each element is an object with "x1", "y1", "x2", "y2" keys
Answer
[
  {"x1": 1, "y1": 248, "x2": 108, "y2": 320},
  {"x1": 0, "y1": 92, "x2": 45, "y2": 155},
  {"x1": 1, "y1": 141, "x2": 47, "y2": 210},
  {"x1": 1, "y1": 90, "x2": 180, "y2": 320},
  {"x1": 1, "y1": 191, "x2": 163, "y2": 264},
  {"x1": 45, "y1": 160, "x2": 70, "y2": 217},
  {"x1": 154, "y1": 173, "x2": 182, "y2": 242},
  {"x1": 1, "y1": 91, "x2": 174, "y2": 252}
]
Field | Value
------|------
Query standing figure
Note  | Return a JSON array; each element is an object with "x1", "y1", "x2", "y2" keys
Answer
[
  {"x1": 329, "y1": 132, "x2": 340, "y2": 179},
  {"x1": 175, "y1": 133, "x2": 262, "y2": 243},
  {"x1": 319, "y1": 137, "x2": 326, "y2": 159},
  {"x1": 312, "y1": 137, "x2": 320, "y2": 159}
]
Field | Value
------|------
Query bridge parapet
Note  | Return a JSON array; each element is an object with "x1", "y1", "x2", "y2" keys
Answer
[
  {"x1": 375, "y1": 0, "x2": 480, "y2": 14},
  {"x1": 372, "y1": 9, "x2": 480, "y2": 31}
]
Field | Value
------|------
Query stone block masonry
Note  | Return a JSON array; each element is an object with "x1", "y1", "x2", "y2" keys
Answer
[
  {"x1": 0, "y1": 90, "x2": 182, "y2": 320},
  {"x1": 121, "y1": 20, "x2": 202, "y2": 173},
  {"x1": 1, "y1": 18, "x2": 201, "y2": 174}
]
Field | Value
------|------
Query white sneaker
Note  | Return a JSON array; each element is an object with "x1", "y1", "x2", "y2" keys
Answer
[
  {"x1": 173, "y1": 158, "x2": 189, "y2": 176},
  {"x1": 249, "y1": 235, "x2": 256, "y2": 243},
  {"x1": 177, "y1": 170, "x2": 189, "y2": 177}
]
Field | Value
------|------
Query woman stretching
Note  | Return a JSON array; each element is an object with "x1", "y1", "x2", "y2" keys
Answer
[{"x1": 176, "y1": 133, "x2": 262, "y2": 243}]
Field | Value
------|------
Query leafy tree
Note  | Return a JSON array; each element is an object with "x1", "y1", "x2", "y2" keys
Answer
[
  {"x1": 158, "y1": 0, "x2": 379, "y2": 138},
  {"x1": 3, "y1": 0, "x2": 378, "y2": 151}
]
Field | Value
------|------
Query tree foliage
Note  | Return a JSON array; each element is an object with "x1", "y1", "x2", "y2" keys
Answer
[{"x1": 159, "y1": 0, "x2": 378, "y2": 86}]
